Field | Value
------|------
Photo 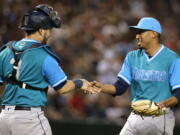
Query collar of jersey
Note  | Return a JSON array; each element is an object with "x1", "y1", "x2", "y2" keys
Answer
[
  {"x1": 143, "y1": 45, "x2": 164, "y2": 62},
  {"x1": 21, "y1": 38, "x2": 41, "y2": 43}
]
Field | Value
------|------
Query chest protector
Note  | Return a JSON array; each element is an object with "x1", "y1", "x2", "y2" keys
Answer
[{"x1": 0, "y1": 41, "x2": 60, "y2": 91}]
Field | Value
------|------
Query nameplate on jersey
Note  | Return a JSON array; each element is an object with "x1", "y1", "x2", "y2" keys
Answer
[{"x1": 132, "y1": 68, "x2": 166, "y2": 82}]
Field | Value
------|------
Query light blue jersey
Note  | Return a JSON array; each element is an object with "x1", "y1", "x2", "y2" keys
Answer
[
  {"x1": 0, "y1": 39, "x2": 67, "y2": 107},
  {"x1": 118, "y1": 45, "x2": 178, "y2": 102}
]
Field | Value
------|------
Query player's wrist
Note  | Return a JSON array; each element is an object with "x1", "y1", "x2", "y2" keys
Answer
[
  {"x1": 156, "y1": 102, "x2": 166, "y2": 109},
  {"x1": 73, "y1": 79, "x2": 83, "y2": 89}
]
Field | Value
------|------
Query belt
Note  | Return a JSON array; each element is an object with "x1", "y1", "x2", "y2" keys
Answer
[{"x1": 1, "y1": 105, "x2": 45, "y2": 111}]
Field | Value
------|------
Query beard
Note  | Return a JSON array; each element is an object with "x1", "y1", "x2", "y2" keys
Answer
[
  {"x1": 138, "y1": 46, "x2": 144, "y2": 50},
  {"x1": 136, "y1": 43, "x2": 144, "y2": 50},
  {"x1": 41, "y1": 34, "x2": 50, "y2": 44},
  {"x1": 42, "y1": 38, "x2": 47, "y2": 44}
]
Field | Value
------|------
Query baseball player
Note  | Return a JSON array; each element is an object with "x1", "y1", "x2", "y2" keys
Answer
[
  {"x1": 91, "y1": 17, "x2": 180, "y2": 135},
  {"x1": 0, "y1": 4, "x2": 99, "y2": 135}
]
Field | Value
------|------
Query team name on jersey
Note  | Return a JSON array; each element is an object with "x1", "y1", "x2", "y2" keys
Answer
[{"x1": 132, "y1": 68, "x2": 167, "y2": 82}]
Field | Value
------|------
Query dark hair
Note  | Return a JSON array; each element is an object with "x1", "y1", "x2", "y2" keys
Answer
[{"x1": 25, "y1": 30, "x2": 37, "y2": 35}]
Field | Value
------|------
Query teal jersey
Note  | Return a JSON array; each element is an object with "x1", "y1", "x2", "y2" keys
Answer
[
  {"x1": 118, "y1": 45, "x2": 178, "y2": 102},
  {"x1": 0, "y1": 39, "x2": 67, "y2": 107}
]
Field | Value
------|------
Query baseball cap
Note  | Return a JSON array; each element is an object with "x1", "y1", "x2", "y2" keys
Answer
[{"x1": 129, "y1": 17, "x2": 162, "y2": 34}]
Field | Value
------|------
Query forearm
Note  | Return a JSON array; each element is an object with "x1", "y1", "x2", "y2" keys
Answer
[
  {"x1": 159, "y1": 88, "x2": 180, "y2": 108},
  {"x1": 101, "y1": 84, "x2": 116, "y2": 95},
  {"x1": 158, "y1": 96, "x2": 178, "y2": 108},
  {"x1": 57, "y1": 80, "x2": 75, "y2": 94},
  {"x1": 99, "y1": 77, "x2": 129, "y2": 95}
]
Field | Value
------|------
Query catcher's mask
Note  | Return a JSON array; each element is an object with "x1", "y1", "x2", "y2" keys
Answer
[{"x1": 19, "y1": 4, "x2": 61, "y2": 31}]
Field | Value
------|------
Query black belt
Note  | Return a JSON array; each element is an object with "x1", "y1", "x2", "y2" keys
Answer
[{"x1": 2, "y1": 105, "x2": 44, "y2": 111}]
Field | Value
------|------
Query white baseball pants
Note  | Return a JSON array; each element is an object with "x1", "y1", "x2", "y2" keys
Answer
[
  {"x1": 120, "y1": 109, "x2": 175, "y2": 135},
  {"x1": 0, "y1": 106, "x2": 52, "y2": 135}
]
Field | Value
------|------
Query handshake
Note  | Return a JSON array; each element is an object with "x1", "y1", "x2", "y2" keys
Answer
[{"x1": 78, "y1": 79, "x2": 103, "y2": 94}]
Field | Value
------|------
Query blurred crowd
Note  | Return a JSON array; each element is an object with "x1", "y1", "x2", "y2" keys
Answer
[{"x1": 1, "y1": 0, "x2": 180, "y2": 125}]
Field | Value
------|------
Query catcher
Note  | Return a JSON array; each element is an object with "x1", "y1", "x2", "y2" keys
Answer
[
  {"x1": 91, "y1": 17, "x2": 180, "y2": 135},
  {"x1": 0, "y1": 4, "x2": 100, "y2": 135}
]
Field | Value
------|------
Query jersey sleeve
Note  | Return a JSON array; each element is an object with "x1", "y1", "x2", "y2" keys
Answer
[
  {"x1": 0, "y1": 77, "x2": 3, "y2": 84},
  {"x1": 169, "y1": 59, "x2": 180, "y2": 90},
  {"x1": 117, "y1": 54, "x2": 132, "y2": 85},
  {"x1": 42, "y1": 55, "x2": 67, "y2": 88}
]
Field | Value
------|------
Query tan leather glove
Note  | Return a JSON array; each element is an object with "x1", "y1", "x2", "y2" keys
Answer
[{"x1": 131, "y1": 100, "x2": 166, "y2": 116}]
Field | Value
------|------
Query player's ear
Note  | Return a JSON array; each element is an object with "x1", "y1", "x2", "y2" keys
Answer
[
  {"x1": 151, "y1": 31, "x2": 158, "y2": 39},
  {"x1": 38, "y1": 29, "x2": 44, "y2": 36}
]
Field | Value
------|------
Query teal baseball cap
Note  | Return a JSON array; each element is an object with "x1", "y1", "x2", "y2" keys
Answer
[{"x1": 129, "y1": 17, "x2": 162, "y2": 34}]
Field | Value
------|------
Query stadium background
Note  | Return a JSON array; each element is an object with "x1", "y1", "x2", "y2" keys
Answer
[{"x1": 0, "y1": 0, "x2": 180, "y2": 134}]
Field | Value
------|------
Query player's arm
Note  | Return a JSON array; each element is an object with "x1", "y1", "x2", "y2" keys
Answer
[
  {"x1": 56, "y1": 80, "x2": 75, "y2": 94},
  {"x1": 91, "y1": 81, "x2": 116, "y2": 95},
  {"x1": 91, "y1": 77, "x2": 130, "y2": 95},
  {"x1": 159, "y1": 59, "x2": 180, "y2": 108},
  {"x1": 158, "y1": 89, "x2": 179, "y2": 108},
  {"x1": 157, "y1": 89, "x2": 180, "y2": 109},
  {"x1": 43, "y1": 56, "x2": 99, "y2": 94},
  {"x1": 94, "y1": 54, "x2": 131, "y2": 95},
  {"x1": 55, "y1": 79, "x2": 96, "y2": 94}
]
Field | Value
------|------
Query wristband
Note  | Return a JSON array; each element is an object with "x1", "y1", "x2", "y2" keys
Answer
[{"x1": 73, "y1": 79, "x2": 83, "y2": 88}]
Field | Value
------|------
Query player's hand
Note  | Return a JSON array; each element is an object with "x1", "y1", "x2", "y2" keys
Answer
[
  {"x1": 156, "y1": 102, "x2": 165, "y2": 109},
  {"x1": 80, "y1": 79, "x2": 101, "y2": 94},
  {"x1": 90, "y1": 81, "x2": 103, "y2": 89}
]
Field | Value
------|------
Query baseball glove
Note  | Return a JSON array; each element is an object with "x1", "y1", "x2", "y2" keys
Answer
[{"x1": 131, "y1": 100, "x2": 166, "y2": 116}]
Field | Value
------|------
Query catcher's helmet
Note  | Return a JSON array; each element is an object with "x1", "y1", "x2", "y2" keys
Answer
[{"x1": 19, "y1": 4, "x2": 61, "y2": 31}]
